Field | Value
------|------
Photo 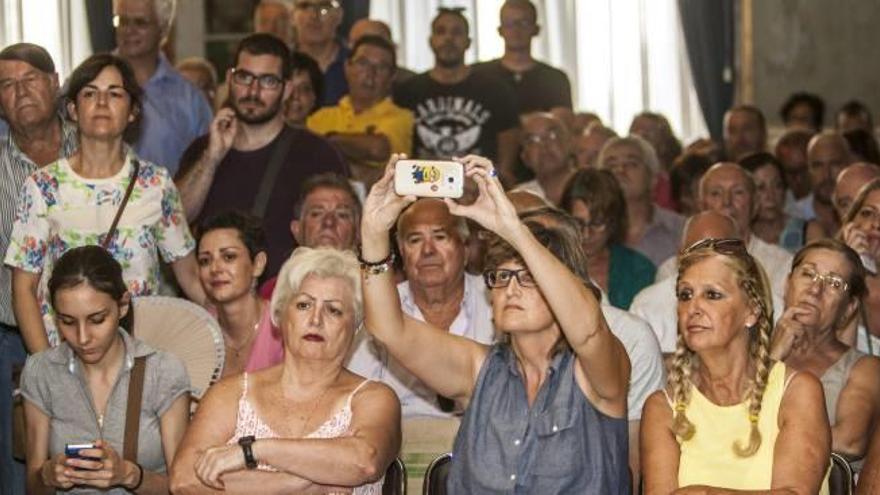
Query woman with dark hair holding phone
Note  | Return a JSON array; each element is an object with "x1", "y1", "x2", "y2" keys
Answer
[
  {"x1": 360, "y1": 154, "x2": 630, "y2": 492},
  {"x1": 20, "y1": 245, "x2": 190, "y2": 494},
  {"x1": 5, "y1": 54, "x2": 204, "y2": 355}
]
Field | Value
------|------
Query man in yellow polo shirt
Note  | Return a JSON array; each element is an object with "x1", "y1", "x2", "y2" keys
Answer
[{"x1": 308, "y1": 34, "x2": 413, "y2": 186}]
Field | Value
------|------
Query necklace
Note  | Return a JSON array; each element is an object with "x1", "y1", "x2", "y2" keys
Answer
[
  {"x1": 299, "y1": 386, "x2": 332, "y2": 438},
  {"x1": 225, "y1": 318, "x2": 260, "y2": 358}
]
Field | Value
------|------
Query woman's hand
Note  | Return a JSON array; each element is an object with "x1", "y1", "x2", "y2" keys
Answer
[
  {"x1": 842, "y1": 221, "x2": 880, "y2": 263},
  {"x1": 769, "y1": 304, "x2": 812, "y2": 361},
  {"x1": 194, "y1": 444, "x2": 247, "y2": 490},
  {"x1": 64, "y1": 440, "x2": 137, "y2": 489},
  {"x1": 361, "y1": 154, "x2": 416, "y2": 261},
  {"x1": 40, "y1": 453, "x2": 75, "y2": 490},
  {"x1": 444, "y1": 155, "x2": 524, "y2": 244}
]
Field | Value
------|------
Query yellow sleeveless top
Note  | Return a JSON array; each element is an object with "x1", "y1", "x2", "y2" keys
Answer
[{"x1": 676, "y1": 362, "x2": 828, "y2": 494}]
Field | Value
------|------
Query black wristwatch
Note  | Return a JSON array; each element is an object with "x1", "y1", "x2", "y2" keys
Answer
[{"x1": 238, "y1": 435, "x2": 257, "y2": 469}]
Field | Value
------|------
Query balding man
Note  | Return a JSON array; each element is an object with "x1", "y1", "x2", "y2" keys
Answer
[
  {"x1": 790, "y1": 131, "x2": 852, "y2": 236},
  {"x1": 723, "y1": 105, "x2": 767, "y2": 161},
  {"x1": 574, "y1": 121, "x2": 616, "y2": 170},
  {"x1": 654, "y1": 163, "x2": 793, "y2": 296},
  {"x1": 631, "y1": 210, "x2": 785, "y2": 353},
  {"x1": 513, "y1": 112, "x2": 575, "y2": 205},
  {"x1": 833, "y1": 162, "x2": 880, "y2": 220},
  {"x1": 113, "y1": 0, "x2": 212, "y2": 175},
  {"x1": 347, "y1": 199, "x2": 494, "y2": 418},
  {"x1": 254, "y1": 0, "x2": 293, "y2": 47},
  {"x1": 348, "y1": 18, "x2": 417, "y2": 85}
]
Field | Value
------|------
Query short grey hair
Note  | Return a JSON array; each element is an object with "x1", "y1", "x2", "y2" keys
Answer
[
  {"x1": 270, "y1": 247, "x2": 363, "y2": 329},
  {"x1": 597, "y1": 134, "x2": 661, "y2": 177}
]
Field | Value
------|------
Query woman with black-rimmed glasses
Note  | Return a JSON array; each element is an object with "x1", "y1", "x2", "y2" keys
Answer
[
  {"x1": 360, "y1": 154, "x2": 631, "y2": 493},
  {"x1": 641, "y1": 237, "x2": 830, "y2": 494}
]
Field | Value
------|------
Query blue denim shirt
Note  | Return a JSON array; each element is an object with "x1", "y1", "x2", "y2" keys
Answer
[
  {"x1": 134, "y1": 55, "x2": 212, "y2": 176},
  {"x1": 448, "y1": 344, "x2": 630, "y2": 494}
]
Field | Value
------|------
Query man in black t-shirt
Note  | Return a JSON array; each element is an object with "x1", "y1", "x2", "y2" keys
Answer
[
  {"x1": 176, "y1": 34, "x2": 348, "y2": 279},
  {"x1": 472, "y1": 0, "x2": 572, "y2": 115},
  {"x1": 393, "y1": 8, "x2": 520, "y2": 186}
]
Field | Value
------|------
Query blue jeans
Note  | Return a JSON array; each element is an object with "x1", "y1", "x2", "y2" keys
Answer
[{"x1": 0, "y1": 324, "x2": 26, "y2": 495}]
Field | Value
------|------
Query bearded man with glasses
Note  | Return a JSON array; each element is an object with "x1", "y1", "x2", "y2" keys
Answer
[
  {"x1": 176, "y1": 34, "x2": 348, "y2": 281},
  {"x1": 770, "y1": 238, "x2": 880, "y2": 470}
]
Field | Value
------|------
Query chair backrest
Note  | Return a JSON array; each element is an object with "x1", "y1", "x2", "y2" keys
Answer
[
  {"x1": 829, "y1": 452, "x2": 854, "y2": 495},
  {"x1": 382, "y1": 457, "x2": 407, "y2": 495},
  {"x1": 422, "y1": 453, "x2": 453, "y2": 495}
]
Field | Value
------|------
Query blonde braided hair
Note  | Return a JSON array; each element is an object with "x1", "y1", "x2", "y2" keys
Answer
[{"x1": 671, "y1": 244, "x2": 775, "y2": 457}]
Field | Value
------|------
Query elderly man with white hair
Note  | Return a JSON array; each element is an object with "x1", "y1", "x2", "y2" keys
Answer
[
  {"x1": 113, "y1": 0, "x2": 212, "y2": 176},
  {"x1": 598, "y1": 135, "x2": 685, "y2": 266}
]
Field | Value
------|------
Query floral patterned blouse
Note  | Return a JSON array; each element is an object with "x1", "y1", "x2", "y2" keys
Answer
[{"x1": 4, "y1": 152, "x2": 195, "y2": 345}]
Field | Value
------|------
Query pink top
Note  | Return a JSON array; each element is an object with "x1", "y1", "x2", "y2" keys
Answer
[
  {"x1": 228, "y1": 374, "x2": 383, "y2": 494},
  {"x1": 245, "y1": 303, "x2": 284, "y2": 372}
]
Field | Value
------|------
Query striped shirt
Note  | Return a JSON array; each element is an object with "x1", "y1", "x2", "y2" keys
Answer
[{"x1": 0, "y1": 118, "x2": 78, "y2": 326}]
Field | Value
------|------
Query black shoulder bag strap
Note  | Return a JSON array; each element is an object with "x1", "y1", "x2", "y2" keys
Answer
[
  {"x1": 101, "y1": 159, "x2": 141, "y2": 249},
  {"x1": 251, "y1": 127, "x2": 294, "y2": 219}
]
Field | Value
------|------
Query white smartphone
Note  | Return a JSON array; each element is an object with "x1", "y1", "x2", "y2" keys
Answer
[{"x1": 394, "y1": 159, "x2": 464, "y2": 199}]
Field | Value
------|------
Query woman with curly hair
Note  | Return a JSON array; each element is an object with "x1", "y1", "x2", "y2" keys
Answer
[{"x1": 641, "y1": 238, "x2": 830, "y2": 494}]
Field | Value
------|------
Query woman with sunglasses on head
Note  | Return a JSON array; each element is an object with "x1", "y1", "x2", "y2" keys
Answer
[
  {"x1": 361, "y1": 154, "x2": 631, "y2": 493},
  {"x1": 20, "y1": 246, "x2": 190, "y2": 494},
  {"x1": 5, "y1": 54, "x2": 204, "y2": 356},
  {"x1": 769, "y1": 238, "x2": 880, "y2": 470},
  {"x1": 641, "y1": 238, "x2": 831, "y2": 494}
]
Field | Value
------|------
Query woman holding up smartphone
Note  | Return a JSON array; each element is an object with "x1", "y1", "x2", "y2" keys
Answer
[
  {"x1": 840, "y1": 178, "x2": 880, "y2": 354},
  {"x1": 20, "y1": 246, "x2": 190, "y2": 494},
  {"x1": 361, "y1": 154, "x2": 630, "y2": 492}
]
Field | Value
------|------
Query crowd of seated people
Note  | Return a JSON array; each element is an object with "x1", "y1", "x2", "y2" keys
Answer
[{"x1": 2, "y1": 0, "x2": 880, "y2": 493}]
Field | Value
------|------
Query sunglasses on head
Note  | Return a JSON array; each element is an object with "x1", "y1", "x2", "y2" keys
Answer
[{"x1": 682, "y1": 237, "x2": 747, "y2": 256}]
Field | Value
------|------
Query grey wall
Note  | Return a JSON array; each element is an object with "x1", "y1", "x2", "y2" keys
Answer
[{"x1": 751, "y1": 0, "x2": 880, "y2": 127}]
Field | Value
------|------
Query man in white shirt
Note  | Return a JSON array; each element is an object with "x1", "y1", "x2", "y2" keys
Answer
[
  {"x1": 347, "y1": 199, "x2": 494, "y2": 417},
  {"x1": 654, "y1": 162, "x2": 793, "y2": 298}
]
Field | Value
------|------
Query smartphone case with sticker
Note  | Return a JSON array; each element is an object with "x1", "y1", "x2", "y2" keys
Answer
[{"x1": 394, "y1": 160, "x2": 464, "y2": 199}]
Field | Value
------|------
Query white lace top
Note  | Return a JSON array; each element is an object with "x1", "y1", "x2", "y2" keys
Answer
[{"x1": 227, "y1": 373, "x2": 383, "y2": 494}]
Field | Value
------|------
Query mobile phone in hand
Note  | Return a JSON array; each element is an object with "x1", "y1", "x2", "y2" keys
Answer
[
  {"x1": 65, "y1": 443, "x2": 100, "y2": 470},
  {"x1": 394, "y1": 159, "x2": 464, "y2": 199}
]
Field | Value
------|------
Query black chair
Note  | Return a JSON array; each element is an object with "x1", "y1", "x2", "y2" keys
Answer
[
  {"x1": 382, "y1": 457, "x2": 407, "y2": 495},
  {"x1": 422, "y1": 453, "x2": 453, "y2": 495},
  {"x1": 829, "y1": 452, "x2": 854, "y2": 495}
]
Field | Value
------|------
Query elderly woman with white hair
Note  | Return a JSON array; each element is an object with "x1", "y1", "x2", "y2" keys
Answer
[
  {"x1": 170, "y1": 248, "x2": 401, "y2": 494},
  {"x1": 598, "y1": 135, "x2": 685, "y2": 266}
]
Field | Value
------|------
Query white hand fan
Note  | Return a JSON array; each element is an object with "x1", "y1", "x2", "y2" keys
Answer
[{"x1": 132, "y1": 296, "x2": 225, "y2": 398}]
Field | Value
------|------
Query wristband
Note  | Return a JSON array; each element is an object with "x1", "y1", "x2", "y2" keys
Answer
[
  {"x1": 130, "y1": 462, "x2": 144, "y2": 491},
  {"x1": 238, "y1": 435, "x2": 258, "y2": 469}
]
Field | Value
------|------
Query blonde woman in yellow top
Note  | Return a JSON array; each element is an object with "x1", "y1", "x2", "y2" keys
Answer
[{"x1": 641, "y1": 238, "x2": 830, "y2": 494}]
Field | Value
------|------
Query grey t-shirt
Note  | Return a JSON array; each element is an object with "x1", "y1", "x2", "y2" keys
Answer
[{"x1": 21, "y1": 329, "x2": 190, "y2": 493}]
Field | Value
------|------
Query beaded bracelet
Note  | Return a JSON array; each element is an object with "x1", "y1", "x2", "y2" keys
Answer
[{"x1": 358, "y1": 249, "x2": 395, "y2": 277}]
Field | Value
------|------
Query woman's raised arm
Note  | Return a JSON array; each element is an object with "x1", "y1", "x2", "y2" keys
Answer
[
  {"x1": 446, "y1": 157, "x2": 629, "y2": 417},
  {"x1": 359, "y1": 155, "x2": 489, "y2": 403}
]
